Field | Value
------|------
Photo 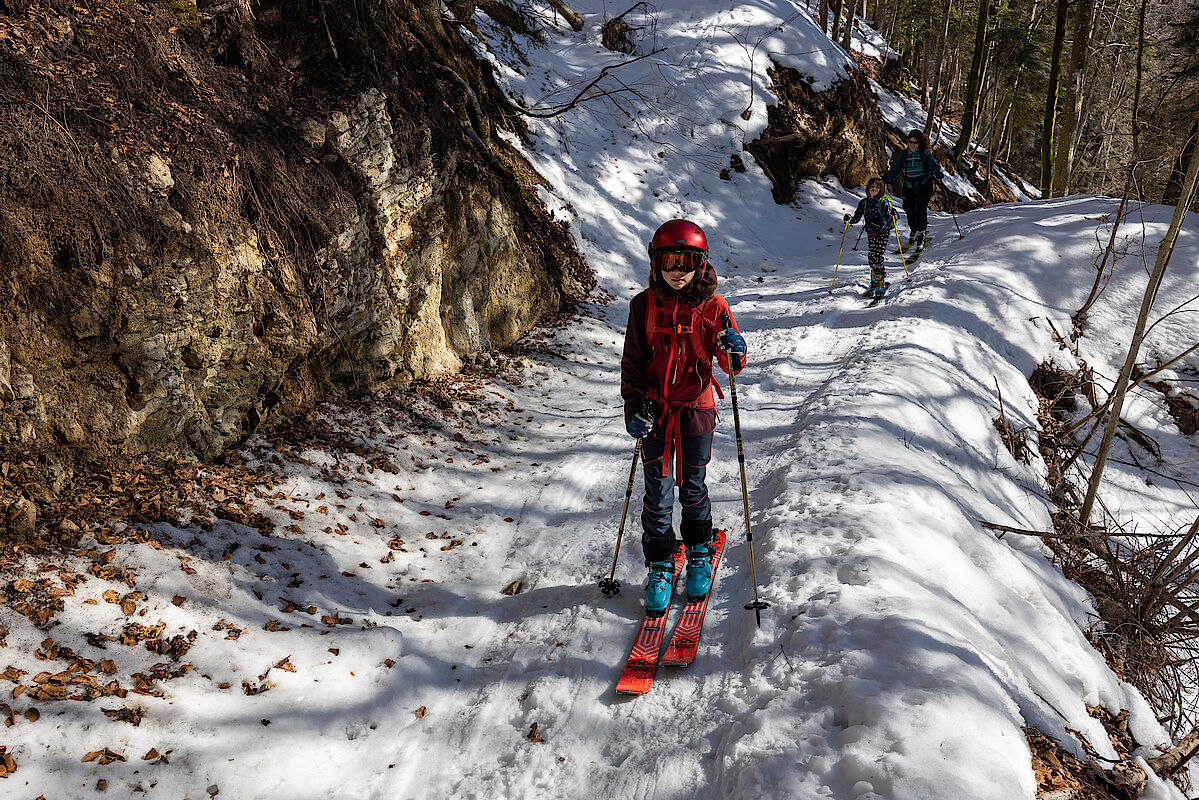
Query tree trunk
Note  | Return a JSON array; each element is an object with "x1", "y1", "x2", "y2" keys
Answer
[
  {"x1": 1164, "y1": 122, "x2": 1199, "y2": 205},
  {"x1": 1041, "y1": 0, "x2": 1069, "y2": 196},
  {"x1": 831, "y1": 0, "x2": 843, "y2": 41},
  {"x1": 1075, "y1": 0, "x2": 1147, "y2": 329},
  {"x1": 1077, "y1": 125, "x2": 1199, "y2": 531},
  {"x1": 953, "y1": 0, "x2": 992, "y2": 163},
  {"x1": 820, "y1": 0, "x2": 830, "y2": 34},
  {"x1": 970, "y1": 47, "x2": 995, "y2": 159},
  {"x1": 1051, "y1": 0, "x2": 1095, "y2": 195},
  {"x1": 924, "y1": 0, "x2": 954, "y2": 138},
  {"x1": 920, "y1": 31, "x2": 932, "y2": 107},
  {"x1": 1147, "y1": 724, "x2": 1199, "y2": 779},
  {"x1": 841, "y1": 0, "x2": 856, "y2": 50},
  {"x1": 998, "y1": 0, "x2": 1041, "y2": 166},
  {"x1": 997, "y1": 80, "x2": 1019, "y2": 164},
  {"x1": 1068, "y1": 0, "x2": 1119, "y2": 186},
  {"x1": 547, "y1": 0, "x2": 583, "y2": 31},
  {"x1": 984, "y1": 80, "x2": 1007, "y2": 197}
]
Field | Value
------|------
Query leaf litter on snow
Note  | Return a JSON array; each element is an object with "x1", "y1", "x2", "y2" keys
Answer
[{"x1": 0, "y1": 350, "x2": 559, "y2": 793}]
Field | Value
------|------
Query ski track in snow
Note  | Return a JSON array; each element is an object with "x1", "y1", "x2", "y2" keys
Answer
[
  {"x1": 390, "y1": 255, "x2": 901, "y2": 799},
  {"x1": 3, "y1": 1, "x2": 1197, "y2": 798}
]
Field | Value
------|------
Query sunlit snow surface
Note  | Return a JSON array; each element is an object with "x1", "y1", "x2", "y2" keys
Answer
[{"x1": 2, "y1": 1, "x2": 1196, "y2": 798}]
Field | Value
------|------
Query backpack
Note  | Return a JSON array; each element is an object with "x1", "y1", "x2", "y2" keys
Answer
[
  {"x1": 643, "y1": 292, "x2": 724, "y2": 410},
  {"x1": 862, "y1": 196, "x2": 897, "y2": 235},
  {"x1": 642, "y1": 291, "x2": 731, "y2": 484}
]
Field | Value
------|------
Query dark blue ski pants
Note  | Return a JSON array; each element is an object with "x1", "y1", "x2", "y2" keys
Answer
[{"x1": 640, "y1": 430, "x2": 714, "y2": 563}]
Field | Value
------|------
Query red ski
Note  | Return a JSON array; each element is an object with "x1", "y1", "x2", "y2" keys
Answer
[
  {"x1": 661, "y1": 529, "x2": 726, "y2": 667},
  {"x1": 615, "y1": 545, "x2": 685, "y2": 695}
]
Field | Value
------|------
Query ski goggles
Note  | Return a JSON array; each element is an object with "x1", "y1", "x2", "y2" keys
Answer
[{"x1": 653, "y1": 248, "x2": 705, "y2": 274}]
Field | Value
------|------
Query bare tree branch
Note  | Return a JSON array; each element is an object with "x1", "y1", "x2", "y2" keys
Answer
[{"x1": 506, "y1": 48, "x2": 667, "y2": 118}]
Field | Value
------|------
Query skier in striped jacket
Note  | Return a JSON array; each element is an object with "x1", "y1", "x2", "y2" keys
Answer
[{"x1": 884, "y1": 129, "x2": 944, "y2": 249}]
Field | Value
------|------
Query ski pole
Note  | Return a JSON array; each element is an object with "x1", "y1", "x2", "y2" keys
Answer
[
  {"x1": 598, "y1": 438, "x2": 642, "y2": 596},
  {"x1": 720, "y1": 314, "x2": 769, "y2": 627},
  {"x1": 939, "y1": 179, "x2": 965, "y2": 240},
  {"x1": 893, "y1": 224, "x2": 909, "y2": 277},
  {"x1": 851, "y1": 226, "x2": 864, "y2": 251},
  {"x1": 949, "y1": 204, "x2": 964, "y2": 240},
  {"x1": 828, "y1": 219, "x2": 850, "y2": 292}
]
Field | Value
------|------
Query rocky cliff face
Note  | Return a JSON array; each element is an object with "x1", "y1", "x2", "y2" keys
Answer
[{"x1": 0, "y1": 0, "x2": 588, "y2": 506}]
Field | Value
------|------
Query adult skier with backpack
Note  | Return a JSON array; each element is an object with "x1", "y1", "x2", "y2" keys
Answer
[
  {"x1": 883, "y1": 129, "x2": 943, "y2": 249},
  {"x1": 844, "y1": 177, "x2": 897, "y2": 296},
  {"x1": 620, "y1": 219, "x2": 746, "y2": 617}
]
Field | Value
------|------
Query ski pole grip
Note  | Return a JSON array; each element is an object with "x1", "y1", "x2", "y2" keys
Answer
[{"x1": 720, "y1": 314, "x2": 743, "y2": 372}]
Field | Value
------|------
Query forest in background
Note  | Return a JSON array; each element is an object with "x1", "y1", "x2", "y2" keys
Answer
[{"x1": 820, "y1": 0, "x2": 1199, "y2": 203}]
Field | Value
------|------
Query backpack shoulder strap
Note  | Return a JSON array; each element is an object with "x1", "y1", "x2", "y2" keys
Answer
[
  {"x1": 645, "y1": 292, "x2": 658, "y2": 344},
  {"x1": 690, "y1": 298, "x2": 711, "y2": 359}
]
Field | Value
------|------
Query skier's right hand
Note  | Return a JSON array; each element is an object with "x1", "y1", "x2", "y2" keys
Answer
[
  {"x1": 843, "y1": 213, "x2": 851, "y2": 222},
  {"x1": 626, "y1": 410, "x2": 653, "y2": 439}
]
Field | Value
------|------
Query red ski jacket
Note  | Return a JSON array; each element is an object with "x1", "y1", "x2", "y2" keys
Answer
[{"x1": 620, "y1": 268, "x2": 743, "y2": 483}]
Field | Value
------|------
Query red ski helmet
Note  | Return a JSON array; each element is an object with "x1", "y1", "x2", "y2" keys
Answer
[{"x1": 648, "y1": 219, "x2": 708, "y2": 255}]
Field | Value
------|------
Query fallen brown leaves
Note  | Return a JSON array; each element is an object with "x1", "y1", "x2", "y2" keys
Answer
[
  {"x1": 0, "y1": 745, "x2": 15, "y2": 777},
  {"x1": 141, "y1": 747, "x2": 170, "y2": 764},
  {"x1": 7, "y1": 638, "x2": 129, "y2": 702},
  {"x1": 242, "y1": 679, "x2": 276, "y2": 696},
  {"x1": 212, "y1": 620, "x2": 245, "y2": 640},
  {"x1": 1026, "y1": 713, "x2": 1151, "y2": 800},
  {"x1": 262, "y1": 656, "x2": 295, "y2": 678},
  {"x1": 0, "y1": 699, "x2": 39, "y2": 727},
  {"x1": 81, "y1": 748, "x2": 126, "y2": 765},
  {"x1": 102, "y1": 706, "x2": 144, "y2": 726},
  {"x1": 0, "y1": 351, "x2": 539, "y2": 754}
]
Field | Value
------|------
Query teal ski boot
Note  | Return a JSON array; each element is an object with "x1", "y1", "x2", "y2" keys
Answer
[
  {"x1": 644, "y1": 559, "x2": 674, "y2": 617},
  {"x1": 685, "y1": 541, "x2": 714, "y2": 600}
]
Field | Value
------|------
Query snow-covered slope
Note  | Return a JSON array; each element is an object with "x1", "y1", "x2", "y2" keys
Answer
[{"x1": 1, "y1": 1, "x2": 1196, "y2": 798}]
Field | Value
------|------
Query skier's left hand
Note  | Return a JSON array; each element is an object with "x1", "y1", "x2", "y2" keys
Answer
[
  {"x1": 626, "y1": 409, "x2": 654, "y2": 439},
  {"x1": 717, "y1": 328, "x2": 746, "y2": 357}
]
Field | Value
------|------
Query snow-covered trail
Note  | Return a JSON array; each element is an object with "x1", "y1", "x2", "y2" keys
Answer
[
  {"x1": 7, "y1": 0, "x2": 1199, "y2": 796},
  {"x1": 364, "y1": 195, "x2": 1013, "y2": 798},
  {"x1": 381, "y1": 225, "x2": 884, "y2": 800},
  {"x1": 374, "y1": 260, "x2": 853, "y2": 796},
  {"x1": 370, "y1": 194, "x2": 1196, "y2": 799}
]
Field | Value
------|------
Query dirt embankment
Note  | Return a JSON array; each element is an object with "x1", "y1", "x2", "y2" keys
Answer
[
  {"x1": 747, "y1": 55, "x2": 1026, "y2": 210},
  {"x1": 0, "y1": 0, "x2": 590, "y2": 531},
  {"x1": 747, "y1": 65, "x2": 888, "y2": 204}
]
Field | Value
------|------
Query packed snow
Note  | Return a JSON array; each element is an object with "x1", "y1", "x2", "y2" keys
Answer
[{"x1": 2, "y1": 1, "x2": 1196, "y2": 798}]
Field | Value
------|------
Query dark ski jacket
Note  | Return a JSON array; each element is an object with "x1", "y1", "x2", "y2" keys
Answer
[
  {"x1": 884, "y1": 148, "x2": 943, "y2": 189},
  {"x1": 849, "y1": 195, "x2": 897, "y2": 237}
]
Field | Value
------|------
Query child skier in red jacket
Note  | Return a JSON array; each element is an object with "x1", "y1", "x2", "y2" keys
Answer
[{"x1": 620, "y1": 219, "x2": 746, "y2": 617}]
